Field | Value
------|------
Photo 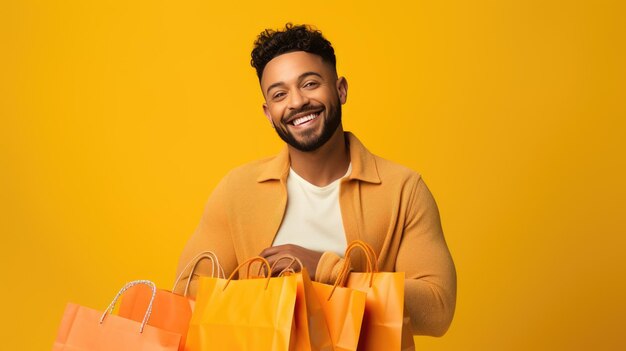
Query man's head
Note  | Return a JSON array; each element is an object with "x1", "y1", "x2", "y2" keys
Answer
[{"x1": 251, "y1": 24, "x2": 348, "y2": 152}]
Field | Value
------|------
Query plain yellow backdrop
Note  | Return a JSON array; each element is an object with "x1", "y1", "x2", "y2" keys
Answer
[{"x1": 2, "y1": 0, "x2": 625, "y2": 349}]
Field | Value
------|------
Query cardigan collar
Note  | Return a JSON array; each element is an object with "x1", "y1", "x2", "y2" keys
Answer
[{"x1": 256, "y1": 132, "x2": 381, "y2": 184}]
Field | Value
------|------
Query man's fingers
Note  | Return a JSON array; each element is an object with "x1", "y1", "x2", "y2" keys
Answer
[
  {"x1": 258, "y1": 244, "x2": 322, "y2": 280},
  {"x1": 271, "y1": 262, "x2": 290, "y2": 276},
  {"x1": 263, "y1": 253, "x2": 302, "y2": 276},
  {"x1": 259, "y1": 244, "x2": 294, "y2": 258},
  {"x1": 264, "y1": 253, "x2": 295, "y2": 268}
]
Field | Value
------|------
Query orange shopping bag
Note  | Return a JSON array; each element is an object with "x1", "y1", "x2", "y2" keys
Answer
[
  {"x1": 53, "y1": 280, "x2": 181, "y2": 351},
  {"x1": 340, "y1": 241, "x2": 408, "y2": 351},
  {"x1": 117, "y1": 251, "x2": 224, "y2": 351},
  {"x1": 311, "y1": 271, "x2": 367, "y2": 351},
  {"x1": 271, "y1": 256, "x2": 334, "y2": 351},
  {"x1": 186, "y1": 257, "x2": 298, "y2": 351}
]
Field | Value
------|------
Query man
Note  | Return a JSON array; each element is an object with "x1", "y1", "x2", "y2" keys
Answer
[{"x1": 176, "y1": 23, "x2": 456, "y2": 345}]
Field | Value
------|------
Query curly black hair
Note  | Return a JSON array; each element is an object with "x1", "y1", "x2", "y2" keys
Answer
[{"x1": 251, "y1": 23, "x2": 336, "y2": 81}]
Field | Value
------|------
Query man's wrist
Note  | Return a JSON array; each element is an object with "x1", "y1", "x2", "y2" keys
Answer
[{"x1": 315, "y1": 251, "x2": 344, "y2": 284}]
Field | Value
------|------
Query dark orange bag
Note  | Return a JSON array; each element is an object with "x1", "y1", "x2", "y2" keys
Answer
[
  {"x1": 53, "y1": 280, "x2": 181, "y2": 351},
  {"x1": 117, "y1": 251, "x2": 224, "y2": 351}
]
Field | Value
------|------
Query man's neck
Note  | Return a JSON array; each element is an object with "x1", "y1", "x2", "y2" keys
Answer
[{"x1": 288, "y1": 127, "x2": 350, "y2": 187}]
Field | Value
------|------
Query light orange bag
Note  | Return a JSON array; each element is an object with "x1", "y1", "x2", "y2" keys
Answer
[
  {"x1": 117, "y1": 252, "x2": 224, "y2": 351},
  {"x1": 271, "y1": 256, "x2": 334, "y2": 351},
  {"x1": 340, "y1": 240, "x2": 409, "y2": 351},
  {"x1": 53, "y1": 280, "x2": 181, "y2": 351},
  {"x1": 186, "y1": 257, "x2": 298, "y2": 351},
  {"x1": 311, "y1": 271, "x2": 367, "y2": 351}
]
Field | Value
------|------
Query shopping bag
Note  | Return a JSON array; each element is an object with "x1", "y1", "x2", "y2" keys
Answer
[
  {"x1": 186, "y1": 256, "x2": 298, "y2": 351},
  {"x1": 53, "y1": 280, "x2": 181, "y2": 351},
  {"x1": 271, "y1": 256, "x2": 334, "y2": 351},
  {"x1": 311, "y1": 270, "x2": 367, "y2": 351},
  {"x1": 117, "y1": 252, "x2": 224, "y2": 351},
  {"x1": 172, "y1": 250, "x2": 226, "y2": 300},
  {"x1": 340, "y1": 240, "x2": 408, "y2": 351}
]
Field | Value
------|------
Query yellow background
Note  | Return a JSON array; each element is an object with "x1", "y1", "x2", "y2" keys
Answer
[{"x1": 2, "y1": 0, "x2": 625, "y2": 349}]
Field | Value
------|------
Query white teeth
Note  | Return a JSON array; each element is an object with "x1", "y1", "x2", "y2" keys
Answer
[{"x1": 292, "y1": 113, "x2": 317, "y2": 126}]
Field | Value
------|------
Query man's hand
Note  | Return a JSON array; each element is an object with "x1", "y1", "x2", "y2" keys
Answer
[{"x1": 259, "y1": 244, "x2": 323, "y2": 280}]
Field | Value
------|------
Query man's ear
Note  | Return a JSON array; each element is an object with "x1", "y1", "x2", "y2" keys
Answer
[
  {"x1": 263, "y1": 103, "x2": 274, "y2": 127},
  {"x1": 337, "y1": 77, "x2": 348, "y2": 104}
]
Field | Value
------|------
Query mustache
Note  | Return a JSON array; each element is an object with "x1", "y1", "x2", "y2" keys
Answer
[{"x1": 283, "y1": 105, "x2": 324, "y2": 122}]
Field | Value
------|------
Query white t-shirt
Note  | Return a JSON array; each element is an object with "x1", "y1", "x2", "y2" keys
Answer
[{"x1": 272, "y1": 164, "x2": 352, "y2": 256}]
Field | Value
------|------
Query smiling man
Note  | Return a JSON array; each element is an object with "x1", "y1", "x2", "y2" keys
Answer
[{"x1": 177, "y1": 24, "x2": 457, "y2": 347}]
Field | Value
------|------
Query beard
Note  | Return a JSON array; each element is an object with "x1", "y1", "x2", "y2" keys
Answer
[{"x1": 273, "y1": 100, "x2": 342, "y2": 152}]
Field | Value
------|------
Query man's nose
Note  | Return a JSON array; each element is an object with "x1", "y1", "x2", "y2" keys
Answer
[{"x1": 287, "y1": 89, "x2": 310, "y2": 110}]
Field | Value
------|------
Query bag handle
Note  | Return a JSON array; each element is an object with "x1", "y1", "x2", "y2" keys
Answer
[
  {"x1": 172, "y1": 251, "x2": 225, "y2": 296},
  {"x1": 270, "y1": 255, "x2": 304, "y2": 277},
  {"x1": 329, "y1": 240, "x2": 378, "y2": 300},
  {"x1": 99, "y1": 280, "x2": 156, "y2": 333},
  {"x1": 337, "y1": 240, "x2": 378, "y2": 280},
  {"x1": 223, "y1": 256, "x2": 272, "y2": 290}
]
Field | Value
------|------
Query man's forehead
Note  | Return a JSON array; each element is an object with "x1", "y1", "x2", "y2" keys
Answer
[{"x1": 261, "y1": 51, "x2": 331, "y2": 89}]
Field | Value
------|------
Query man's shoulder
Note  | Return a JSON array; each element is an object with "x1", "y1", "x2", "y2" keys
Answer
[
  {"x1": 221, "y1": 154, "x2": 283, "y2": 185},
  {"x1": 347, "y1": 132, "x2": 422, "y2": 185},
  {"x1": 204, "y1": 155, "x2": 284, "y2": 209},
  {"x1": 371, "y1": 153, "x2": 423, "y2": 184}
]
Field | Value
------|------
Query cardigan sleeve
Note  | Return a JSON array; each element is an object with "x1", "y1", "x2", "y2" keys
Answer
[
  {"x1": 174, "y1": 173, "x2": 239, "y2": 298},
  {"x1": 315, "y1": 251, "x2": 346, "y2": 283},
  {"x1": 398, "y1": 177, "x2": 457, "y2": 336}
]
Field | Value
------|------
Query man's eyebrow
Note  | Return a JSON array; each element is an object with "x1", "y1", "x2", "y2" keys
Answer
[
  {"x1": 265, "y1": 71, "x2": 323, "y2": 95},
  {"x1": 299, "y1": 71, "x2": 323, "y2": 80}
]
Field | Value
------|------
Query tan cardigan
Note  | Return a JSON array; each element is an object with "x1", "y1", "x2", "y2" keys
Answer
[{"x1": 177, "y1": 132, "x2": 456, "y2": 339}]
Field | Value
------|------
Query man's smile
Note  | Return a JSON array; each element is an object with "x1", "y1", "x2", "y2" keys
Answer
[
  {"x1": 284, "y1": 108, "x2": 324, "y2": 127},
  {"x1": 291, "y1": 112, "x2": 320, "y2": 126}
]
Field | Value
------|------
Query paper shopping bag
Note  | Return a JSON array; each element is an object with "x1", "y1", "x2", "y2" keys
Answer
[
  {"x1": 186, "y1": 257, "x2": 298, "y2": 351},
  {"x1": 53, "y1": 280, "x2": 181, "y2": 351},
  {"x1": 311, "y1": 274, "x2": 367, "y2": 351},
  {"x1": 340, "y1": 241, "x2": 408, "y2": 351},
  {"x1": 271, "y1": 256, "x2": 334, "y2": 351},
  {"x1": 117, "y1": 252, "x2": 224, "y2": 351}
]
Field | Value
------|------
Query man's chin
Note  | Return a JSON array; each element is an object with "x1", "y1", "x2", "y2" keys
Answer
[{"x1": 287, "y1": 137, "x2": 325, "y2": 152}]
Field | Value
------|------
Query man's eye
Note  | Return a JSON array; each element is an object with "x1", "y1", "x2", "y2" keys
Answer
[
  {"x1": 273, "y1": 92, "x2": 286, "y2": 99},
  {"x1": 303, "y1": 81, "x2": 319, "y2": 88}
]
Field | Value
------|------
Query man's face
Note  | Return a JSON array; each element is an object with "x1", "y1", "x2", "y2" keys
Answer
[{"x1": 261, "y1": 51, "x2": 347, "y2": 152}]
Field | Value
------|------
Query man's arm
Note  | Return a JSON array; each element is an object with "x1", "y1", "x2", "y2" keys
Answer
[
  {"x1": 397, "y1": 177, "x2": 457, "y2": 336},
  {"x1": 175, "y1": 174, "x2": 239, "y2": 297}
]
